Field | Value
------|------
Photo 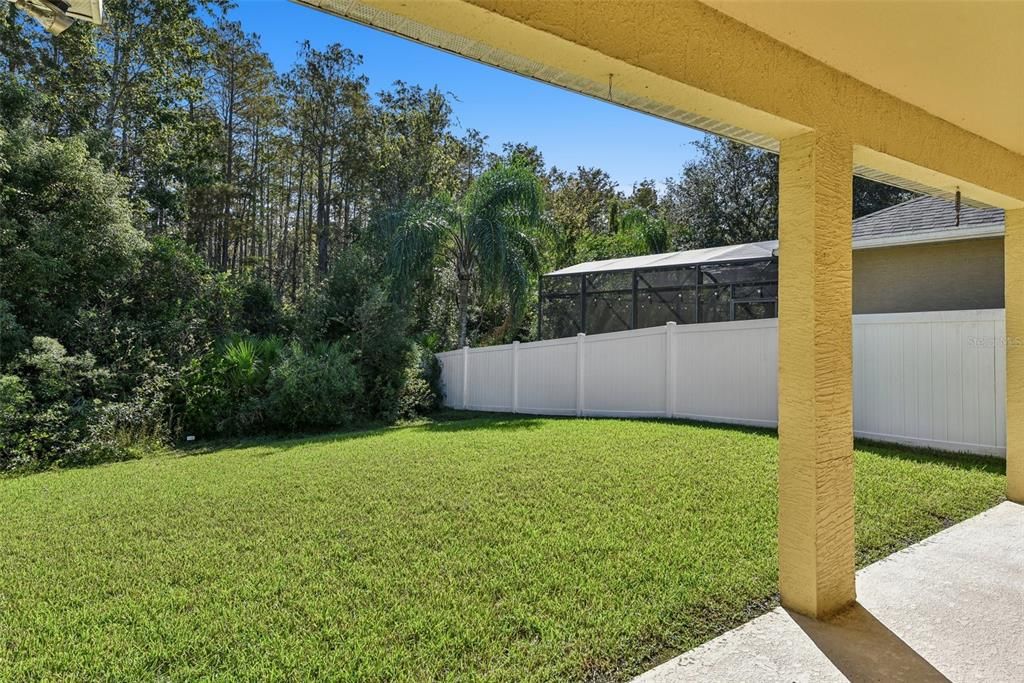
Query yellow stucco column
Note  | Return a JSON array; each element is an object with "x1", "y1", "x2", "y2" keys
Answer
[
  {"x1": 1006, "y1": 208, "x2": 1024, "y2": 504},
  {"x1": 777, "y1": 130, "x2": 855, "y2": 619}
]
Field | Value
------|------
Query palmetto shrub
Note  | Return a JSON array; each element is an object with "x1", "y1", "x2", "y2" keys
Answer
[
  {"x1": 180, "y1": 336, "x2": 284, "y2": 436},
  {"x1": 222, "y1": 336, "x2": 283, "y2": 390}
]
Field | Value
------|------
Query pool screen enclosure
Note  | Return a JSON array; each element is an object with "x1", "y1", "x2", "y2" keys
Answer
[{"x1": 538, "y1": 241, "x2": 779, "y2": 340}]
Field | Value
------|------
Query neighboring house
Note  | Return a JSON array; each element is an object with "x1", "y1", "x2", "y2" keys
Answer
[
  {"x1": 851, "y1": 195, "x2": 1004, "y2": 313},
  {"x1": 538, "y1": 196, "x2": 1005, "y2": 339}
]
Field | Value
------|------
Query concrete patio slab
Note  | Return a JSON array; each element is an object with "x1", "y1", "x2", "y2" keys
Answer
[{"x1": 634, "y1": 501, "x2": 1024, "y2": 683}]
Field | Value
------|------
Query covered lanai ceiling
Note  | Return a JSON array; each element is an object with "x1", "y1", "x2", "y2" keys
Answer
[{"x1": 704, "y1": 0, "x2": 1024, "y2": 157}]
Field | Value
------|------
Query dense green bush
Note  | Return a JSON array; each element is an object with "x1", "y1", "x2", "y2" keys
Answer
[
  {"x1": 179, "y1": 337, "x2": 281, "y2": 437},
  {"x1": 397, "y1": 343, "x2": 443, "y2": 420},
  {"x1": 264, "y1": 342, "x2": 360, "y2": 431},
  {"x1": 0, "y1": 337, "x2": 167, "y2": 470},
  {"x1": 177, "y1": 350, "x2": 227, "y2": 438},
  {"x1": 0, "y1": 299, "x2": 30, "y2": 366},
  {"x1": 85, "y1": 373, "x2": 171, "y2": 464},
  {"x1": 238, "y1": 276, "x2": 286, "y2": 337},
  {"x1": 0, "y1": 375, "x2": 32, "y2": 466},
  {"x1": 0, "y1": 125, "x2": 144, "y2": 342},
  {"x1": 10, "y1": 337, "x2": 112, "y2": 403},
  {"x1": 302, "y1": 249, "x2": 415, "y2": 421},
  {"x1": 178, "y1": 329, "x2": 443, "y2": 437},
  {"x1": 179, "y1": 338, "x2": 361, "y2": 437},
  {"x1": 0, "y1": 124, "x2": 186, "y2": 469}
]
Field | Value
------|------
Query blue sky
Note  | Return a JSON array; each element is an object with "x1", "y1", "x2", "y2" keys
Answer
[{"x1": 228, "y1": 0, "x2": 704, "y2": 191}]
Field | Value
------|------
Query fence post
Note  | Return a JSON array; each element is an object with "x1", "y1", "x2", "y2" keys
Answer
[
  {"x1": 666, "y1": 322, "x2": 677, "y2": 417},
  {"x1": 576, "y1": 333, "x2": 586, "y2": 417},
  {"x1": 461, "y1": 345, "x2": 469, "y2": 410},
  {"x1": 511, "y1": 341, "x2": 520, "y2": 414}
]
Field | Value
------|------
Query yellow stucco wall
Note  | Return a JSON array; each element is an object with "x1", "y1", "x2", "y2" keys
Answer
[
  {"x1": 703, "y1": 1, "x2": 1024, "y2": 159},
  {"x1": 1006, "y1": 210, "x2": 1023, "y2": 503},
  {"x1": 777, "y1": 131, "x2": 855, "y2": 618},
  {"x1": 853, "y1": 238, "x2": 1004, "y2": 314}
]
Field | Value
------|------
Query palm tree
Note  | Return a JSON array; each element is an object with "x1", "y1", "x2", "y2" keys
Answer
[
  {"x1": 611, "y1": 203, "x2": 671, "y2": 254},
  {"x1": 576, "y1": 203, "x2": 672, "y2": 263},
  {"x1": 374, "y1": 161, "x2": 543, "y2": 348}
]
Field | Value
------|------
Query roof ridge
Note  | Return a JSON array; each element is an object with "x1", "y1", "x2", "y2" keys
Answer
[{"x1": 853, "y1": 195, "x2": 936, "y2": 224}]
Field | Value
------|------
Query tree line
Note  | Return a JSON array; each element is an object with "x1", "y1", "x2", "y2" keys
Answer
[{"x1": 2, "y1": 0, "x2": 911, "y2": 346}]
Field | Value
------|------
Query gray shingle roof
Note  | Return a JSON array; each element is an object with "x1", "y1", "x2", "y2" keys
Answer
[
  {"x1": 852, "y1": 195, "x2": 1003, "y2": 240},
  {"x1": 547, "y1": 196, "x2": 1004, "y2": 276}
]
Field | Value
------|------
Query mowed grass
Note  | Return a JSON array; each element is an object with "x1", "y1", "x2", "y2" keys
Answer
[{"x1": 0, "y1": 415, "x2": 1005, "y2": 681}]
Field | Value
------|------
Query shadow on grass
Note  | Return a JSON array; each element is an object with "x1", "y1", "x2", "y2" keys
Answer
[
  {"x1": 570, "y1": 412, "x2": 1002, "y2": 475},
  {"x1": 432, "y1": 410, "x2": 1003, "y2": 476},
  {"x1": 852, "y1": 439, "x2": 1005, "y2": 475},
  {"x1": 431, "y1": 409, "x2": 780, "y2": 438},
  {"x1": 187, "y1": 409, "x2": 1001, "y2": 476},
  {"x1": 420, "y1": 412, "x2": 544, "y2": 433},
  {"x1": 173, "y1": 410, "x2": 545, "y2": 459},
  {"x1": 12, "y1": 408, "x2": 1003, "y2": 479},
  {"x1": 178, "y1": 426, "x2": 386, "y2": 458}
]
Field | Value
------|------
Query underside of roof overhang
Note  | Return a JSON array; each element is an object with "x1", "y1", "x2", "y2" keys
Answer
[
  {"x1": 9, "y1": 0, "x2": 103, "y2": 35},
  {"x1": 703, "y1": 0, "x2": 1024, "y2": 160}
]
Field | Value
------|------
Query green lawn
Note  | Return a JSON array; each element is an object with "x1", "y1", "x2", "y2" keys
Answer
[{"x1": 0, "y1": 415, "x2": 1005, "y2": 681}]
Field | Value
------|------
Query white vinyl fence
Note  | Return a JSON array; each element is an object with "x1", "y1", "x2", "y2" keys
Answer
[{"x1": 436, "y1": 309, "x2": 1007, "y2": 456}]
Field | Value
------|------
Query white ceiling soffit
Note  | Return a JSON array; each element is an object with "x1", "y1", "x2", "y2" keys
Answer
[{"x1": 852, "y1": 166, "x2": 991, "y2": 209}]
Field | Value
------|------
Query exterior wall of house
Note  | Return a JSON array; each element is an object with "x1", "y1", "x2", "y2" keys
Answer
[{"x1": 853, "y1": 237, "x2": 1004, "y2": 314}]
